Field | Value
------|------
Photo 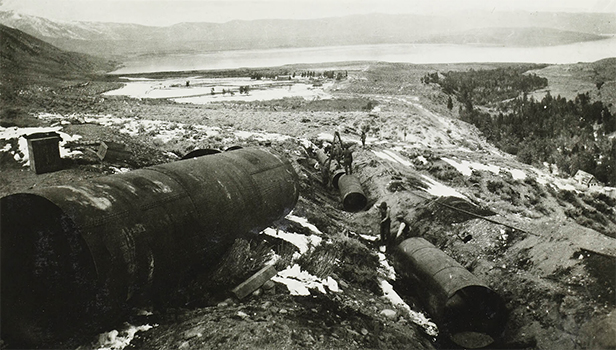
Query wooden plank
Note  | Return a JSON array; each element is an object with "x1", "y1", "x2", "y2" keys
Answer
[{"x1": 231, "y1": 265, "x2": 277, "y2": 300}]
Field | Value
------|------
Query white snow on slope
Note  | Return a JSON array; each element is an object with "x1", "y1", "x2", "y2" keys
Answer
[
  {"x1": 317, "y1": 132, "x2": 360, "y2": 145},
  {"x1": 421, "y1": 175, "x2": 468, "y2": 199},
  {"x1": 261, "y1": 227, "x2": 322, "y2": 255},
  {"x1": 377, "y1": 252, "x2": 396, "y2": 280},
  {"x1": 381, "y1": 149, "x2": 413, "y2": 167},
  {"x1": 234, "y1": 130, "x2": 291, "y2": 143},
  {"x1": 95, "y1": 323, "x2": 155, "y2": 350},
  {"x1": 379, "y1": 279, "x2": 438, "y2": 337},
  {"x1": 371, "y1": 149, "x2": 468, "y2": 199},
  {"x1": 0, "y1": 126, "x2": 82, "y2": 166},
  {"x1": 260, "y1": 215, "x2": 341, "y2": 297},
  {"x1": 373, "y1": 150, "x2": 401, "y2": 164},
  {"x1": 441, "y1": 157, "x2": 527, "y2": 180},
  {"x1": 377, "y1": 251, "x2": 438, "y2": 337},
  {"x1": 272, "y1": 264, "x2": 339, "y2": 296},
  {"x1": 286, "y1": 214, "x2": 324, "y2": 235}
]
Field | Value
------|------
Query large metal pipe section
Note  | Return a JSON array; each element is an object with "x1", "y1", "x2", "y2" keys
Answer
[
  {"x1": 1, "y1": 148, "x2": 299, "y2": 347},
  {"x1": 327, "y1": 165, "x2": 366, "y2": 213},
  {"x1": 393, "y1": 237, "x2": 507, "y2": 349},
  {"x1": 330, "y1": 169, "x2": 346, "y2": 190},
  {"x1": 315, "y1": 148, "x2": 329, "y2": 166},
  {"x1": 337, "y1": 174, "x2": 367, "y2": 212}
]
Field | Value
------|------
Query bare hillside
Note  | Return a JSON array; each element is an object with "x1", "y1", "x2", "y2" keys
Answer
[{"x1": 1, "y1": 54, "x2": 616, "y2": 350}]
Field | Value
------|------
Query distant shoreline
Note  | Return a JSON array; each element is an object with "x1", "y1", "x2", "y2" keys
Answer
[{"x1": 107, "y1": 38, "x2": 616, "y2": 76}]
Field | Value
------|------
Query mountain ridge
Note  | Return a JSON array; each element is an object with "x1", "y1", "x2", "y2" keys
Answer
[
  {"x1": 0, "y1": 24, "x2": 116, "y2": 80},
  {"x1": 1, "y1": 11, "x2": 614, "y2": 58}
]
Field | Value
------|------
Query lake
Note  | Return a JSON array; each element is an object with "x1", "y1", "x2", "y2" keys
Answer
[{"x1": 109, "y1": 36, "x2": 616, "y2": 75}]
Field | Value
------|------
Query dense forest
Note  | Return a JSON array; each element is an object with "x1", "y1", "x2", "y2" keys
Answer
[{"x1": 423, "y1": 67, "x2": 616, "y2": 186}]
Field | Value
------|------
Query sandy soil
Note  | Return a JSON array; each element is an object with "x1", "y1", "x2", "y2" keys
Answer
[{"x1": 1, "y1": 62, "x2": 615, "y2": 350}]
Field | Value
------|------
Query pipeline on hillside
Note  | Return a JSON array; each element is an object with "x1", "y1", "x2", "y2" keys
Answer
[
  {"x1": 393, "y1": 237, "x2": 507, "y2": 349},
  {"x1": 331, "y1": 171, "x2": 368, "y2": 212},
  {"x1": 315, "y1": 149, "x2": 367, "y2": 212},
  {"x1": 1, "y1": 147, "x2": 299, "y2": 347}
]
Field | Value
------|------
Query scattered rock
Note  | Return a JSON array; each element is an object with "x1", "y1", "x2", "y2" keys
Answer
[
  {"x1": 347, "y1": 328, "x2": 360, "y2": 337},
  {"x1": 279, "y1": 308, "x2": 288, "y2": 314},
  {"x1": 360, "y1": 328, "x2": 369, "y2": 336},
  {"x1": 380, "y1": 309, "x2": 397, "y2": 320},
  {"x1": 183, "y1": 326, "x2": 204, "y2": 339},
  {"x1": 217, "y1": 297, "x2": 236, "y2": 308},
  {"x1": 236, "y1": 311, "x2": 250, "y2": 320}
]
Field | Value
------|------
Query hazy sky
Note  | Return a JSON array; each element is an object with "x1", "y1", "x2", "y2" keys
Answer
[{"x1": 1, "y1": 0, "x2": 615, "y2": 26}]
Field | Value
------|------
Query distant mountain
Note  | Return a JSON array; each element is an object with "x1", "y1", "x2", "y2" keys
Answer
[
  {"x1": 0, "y1": 11, "x2": 150, "y2": 40},
  {"x1": 0, "y1": 24, "x2": 116, "y2": 80},
  {"x1": 422, "y1": 27, "x2": 607, "y2": 46},
  {"x1": 0, "y1": 10, "x2": 614, "y2": 58}
]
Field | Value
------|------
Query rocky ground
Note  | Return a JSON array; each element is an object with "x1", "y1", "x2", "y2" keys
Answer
[{"x1": 1, "y1": 61, "x2": 615, "y2": 350}]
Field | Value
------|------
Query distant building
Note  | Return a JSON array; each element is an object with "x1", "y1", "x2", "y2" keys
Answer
[{"x1": 573, "y1": 170, "x2": 601, "y2": 187}]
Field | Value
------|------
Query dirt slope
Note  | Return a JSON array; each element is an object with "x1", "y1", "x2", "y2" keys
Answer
[{"x1": 1, "y1": 62, "x2": 615, "y2": 350}]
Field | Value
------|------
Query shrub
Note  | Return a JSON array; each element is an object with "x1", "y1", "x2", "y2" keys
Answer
[
  {"x1": 558, "y1": 190, "x2": 580, "y2": 205},
  {"x1": 487, "y1": 180, "x2": 504, "y2": 193},
  {"x1": 208, "y1": 238, "x2": 274, "y2": 290},
  {"x1": 299, "y1": 234, "x2": 381, "y2": 295}
]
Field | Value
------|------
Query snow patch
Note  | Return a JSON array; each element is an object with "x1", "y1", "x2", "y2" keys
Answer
[
  {"x1": 262, "y1": 215, "x2": 340, "y2": 297},
  {"x1": 421, "y1": 175, "x2": 468, "y2": 199},
  {"x1": 509, "y1": 169, "x2": 527, "y2": 180},
  {"x1": 382, "y1": 149, "x2": 413, "y2": 167},
  {"x1": 377, "y1": 252, "x2": 396, "y2": 280},
  {"x1": 372, "y1": 150, "x2": 400, "y2": 164},
  {"x1": 0, "y1": 126, "x2": 83, "y2": 166},
  {"x1": 272, "y1": 264, "x2": 339, "y2": 296},
  {"x1": 358, "y1": 233, "x2": 379, "y2": 241},
  {"x1": 372, "y1": 149, "x2": 413, "y2": 167},
  {"x1": 379, "y1": 279, "x2": 438, "y2": 337},
  {"x1": 532, "y1": 168, "x2": 578, "y2": 191},
  {"x1": 234, "y1": 130, "x2": 291, "y2": 143},
  {"x1": 442, "y1": 157, "x2": 527, "y2": 180},
  {"x1": 95, "y1": 323, "x2": 155, "y2": 350},
  {"x1": 110, "y1": 167, "x2": 131, "y2": 174},
  {"x1": 317, "y1": 132, "x2": 359, "y2": 145},
  {"x1": 286, "y1": 213, "x2": 324, "y2": 235},
  {"x1": 82, "y1": 116, "x2": 221, "y2": 142},
  {"x1": 261, "y1": 227, "x2": 322, "y2": 255}
]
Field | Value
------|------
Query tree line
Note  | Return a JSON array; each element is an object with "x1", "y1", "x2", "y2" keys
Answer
[
  {"x1": 423, "y1": 67, "x2": 616, "y2": 186},
  {"x1": 250, "y1": 70, "x2": 348, "y2": 80}
]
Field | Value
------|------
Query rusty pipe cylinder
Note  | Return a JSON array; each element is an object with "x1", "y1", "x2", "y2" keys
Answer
[
  {"x1": 1, "y1": 148, "x2": 299, "y2": 347},
  {"x1": 315, "y1": 148, "x2": 329, "y2": 166},
  {"x1": 393, "y1": 237, "x2": 507, "y2": 349},
  {"x1": 337, "y1": 174, "x2": 367, "y2": 212},
  {"x1": 330, "y1": 169, "x2": 346, "y2": 190}
]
